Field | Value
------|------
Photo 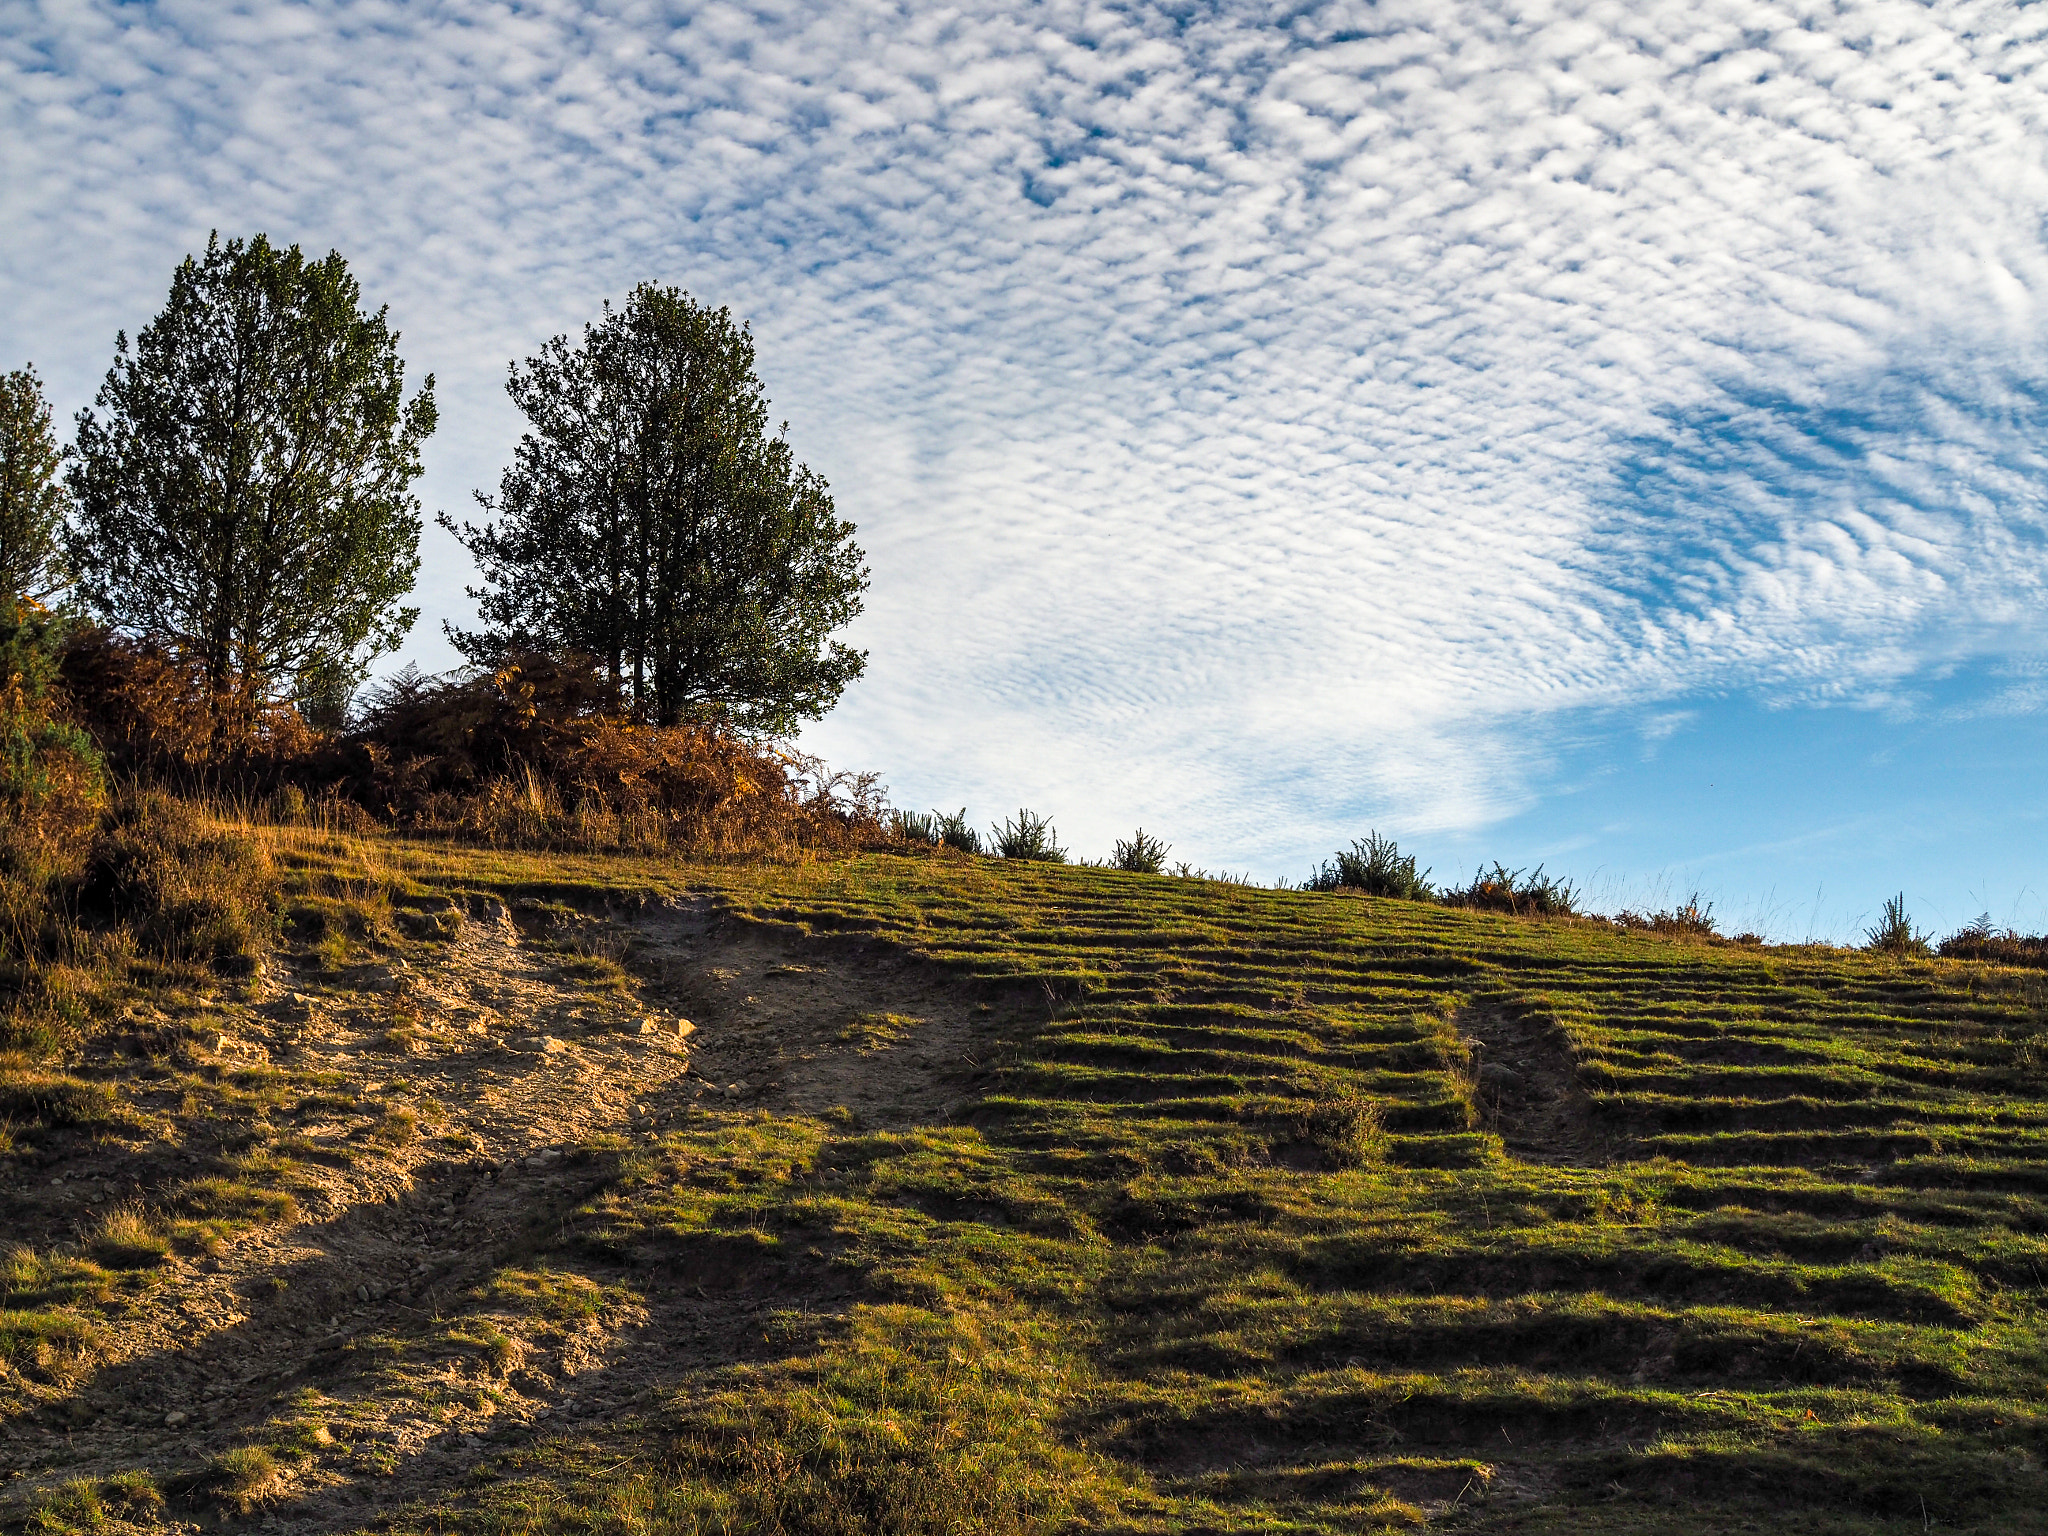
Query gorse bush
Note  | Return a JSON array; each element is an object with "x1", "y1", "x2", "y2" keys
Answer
[
  {"x1": 894, "y1": 810, "x2": 941, "y2": 845},
  {"x1": 934, "y1": 809, "x2": 982, "y2": 855},
  {"x1": 1615, "y1": 892, "x2": 1718, "y2": 939},
  {"x1": 895, "y1": 808, "x2": 984, "y2": 856},
  {"x1": 1304, "y1": 831, "x2": 1432, "y2": 899},
  {"x1": 1112, "y1": 828, "x2": 1169, "y2": 874},
  {"x1": 1865, "y1": 893, "x2": 1931, "y2": 957},
  {"x1": 993, "y1": 808, "x2": 1065, "y2": 863},
  {"x1": 1444, "y1": 861, "x2": 1579, "y2": 918}
]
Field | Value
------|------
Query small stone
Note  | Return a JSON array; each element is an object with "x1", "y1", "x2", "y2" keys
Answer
[
  {"x1": 164, "y1": 1410, "x2": 188, "y2": 1427},
  {"x1": 673, "y1": 1019, "x2": 696, "y2": 1039}
]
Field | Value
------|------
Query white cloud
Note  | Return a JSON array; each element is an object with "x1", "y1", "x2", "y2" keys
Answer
[{"x1": 6, "y1": 0, "x2": 2048, "y2": 872}]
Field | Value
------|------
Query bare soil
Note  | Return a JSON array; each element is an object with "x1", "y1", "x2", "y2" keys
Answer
[{"x1": 0, "y1": 895, "x2": 1005, "y2": 1531}]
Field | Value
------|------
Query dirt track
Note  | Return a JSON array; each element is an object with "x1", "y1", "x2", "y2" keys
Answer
[{"x1": 0, "y1": 894, "x2": 997, "y2": 1529}]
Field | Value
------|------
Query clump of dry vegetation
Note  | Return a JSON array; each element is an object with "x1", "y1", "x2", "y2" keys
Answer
[{"x1": 326, "y1": 652, "x2": 888, "y2": 854}]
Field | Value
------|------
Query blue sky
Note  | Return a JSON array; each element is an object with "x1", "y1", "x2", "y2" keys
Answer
[{"x1": 6, "y1": 0, "x2": 2048, "y2": 939}]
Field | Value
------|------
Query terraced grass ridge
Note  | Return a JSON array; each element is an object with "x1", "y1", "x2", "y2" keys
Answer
[{"x1": 9, "y1": 832, "x2": 2048, "y2": 1534}]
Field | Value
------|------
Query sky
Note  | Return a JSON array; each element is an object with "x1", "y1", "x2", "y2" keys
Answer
[{"x1": 6, "y1": 0, "x2": 2048, "y2": 941}]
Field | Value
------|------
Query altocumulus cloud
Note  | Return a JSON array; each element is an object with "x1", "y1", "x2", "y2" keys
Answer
[{"x1": 5, "y1": 0, "x2": 2048, "y2": 873}]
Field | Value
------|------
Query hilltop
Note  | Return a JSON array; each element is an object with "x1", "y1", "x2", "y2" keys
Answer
[{"x1": 5, "y1": 821, "x2": 2048, "y2": 1534}]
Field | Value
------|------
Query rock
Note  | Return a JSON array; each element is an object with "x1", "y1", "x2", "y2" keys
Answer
[
  {"x1": 164, "y1": 1410, "x2": 188, "y2": 1427},
  {"x1": 673, "y1": 1018, "x2": 696, "y2": 1039}
]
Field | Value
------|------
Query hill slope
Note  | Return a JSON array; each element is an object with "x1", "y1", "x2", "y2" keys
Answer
[{"x1": 5, "y1": 833, "x2": 2048, "y2": 1534}]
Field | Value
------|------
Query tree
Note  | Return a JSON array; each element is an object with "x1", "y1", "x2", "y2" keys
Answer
[
  {"x1": 66, "y1": 232, "x2": 435, "y2": 711},
  {"x1": 0, "y1": 364, "x2": 72, "y2": 604},
  {"x1": 445, "y1": 284, "x2": 867, "y2": 734}
]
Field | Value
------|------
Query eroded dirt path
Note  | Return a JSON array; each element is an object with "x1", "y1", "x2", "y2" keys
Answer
[{"x1": 0, "y1": 895, "x2": 1004, "y2": 1532}]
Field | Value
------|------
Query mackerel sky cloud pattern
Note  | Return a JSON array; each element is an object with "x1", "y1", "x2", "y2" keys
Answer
[{"x1": 6, "y1": 0, "x2": 2048, "y2": 906}]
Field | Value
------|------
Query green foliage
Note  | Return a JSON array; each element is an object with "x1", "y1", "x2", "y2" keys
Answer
[
  {"x1": 66, "y1": 231, "x2": 434, "y2": 701},
  {"x1": 1304, "y1": 829, "x2": 1433, "y2": 898},
  {"x1": 992, "y1": 808, "x2": 1066, "y2": 863},
  {"x1": 894, "y1": 809, "x2": 942, "y2": 845},
  {"x1": 1615, "y1": 891, "x2": 1719, "y2": 938},
  {"x1": 0, "y1": 365, "x2": 71, "y2": 604},
  {"x1": 1445, "y1": 859, "x2": 1579, "y2": 916},
  {"x1": 934, "y1": 808, "x2": 983, "y2": 855},
  {"x1": 1865, "y1": 893, "x2": 1932, "y2": 956},
  {"x1": 445, "y1": 283, "x2": 868, "y2": 733},
  {"x1": 895, "y1": 807, "x2": 989, "y2": 856},
  {"x1": 0, "y1": 603, "x2": 104, "y2": 823},
  {"x1": 1111, "y1": 828, "x2": 1170, "y2": 874}
]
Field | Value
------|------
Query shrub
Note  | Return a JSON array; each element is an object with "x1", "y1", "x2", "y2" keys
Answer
[
  {"x1": 78, "y1": 793, "x2": 278, "y2": 975},
  {"x1": 1615, "y1": 892, "x2": 1718, "y2": 939},
  {"x1": 1937, "y1": 916, "x2": 2048, "y2": 968},
  {"x1": 993, "y1": 808, "x2": 1066, "y2": 863},
  {"x1": 934, "y1": 809, "x2": 983, "y2": 855},
  {"x1": 1865, "y1": 893, "x2": 1931, "y2": 957},
  {"x1": 335, "y1": 652, "x2": 888, "y2": 854},
  {"x1": 1112, "y1": 829, "x2": 1170, "y2": 874},
  {"x1": 0, "y1": 606, "x2": 105, "y2": 836},
  {"x1": 1443, "y1": 862, "x2": 1578, "y2": 918},
  {"x1": 1304, "y1": 831, "x2": 1433, "y2": 899},
  {"x1": 895, "y1": 808, "x2": 985, "y2": 856},
  {"x1": 895, "y1": 810, "x2": 942, "y2": 846},
  {"x1": 55, "y1": 627, "x2": 317, "y2": 791}
]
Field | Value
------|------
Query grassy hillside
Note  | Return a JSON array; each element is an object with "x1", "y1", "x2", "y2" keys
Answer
[{"x1": 7, "y1": 830, "x2": 2048, "y2": 1533}]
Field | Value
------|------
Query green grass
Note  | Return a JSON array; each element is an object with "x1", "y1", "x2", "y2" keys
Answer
[
  {"x1": 20, "y1": 820, "x2": 2048, "y2": 1532},
  {"x1": 532, "y1": 851, "x2": 2048, "y2": 1533}
]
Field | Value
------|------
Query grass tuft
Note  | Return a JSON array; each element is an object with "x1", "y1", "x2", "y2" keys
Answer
[
  {"x1": 89, "y1": 1207, "x2": 170, "y2": 1269},
  {"x1": 203, "y1": 1446, "x2": 281, "y2": 1513}
]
